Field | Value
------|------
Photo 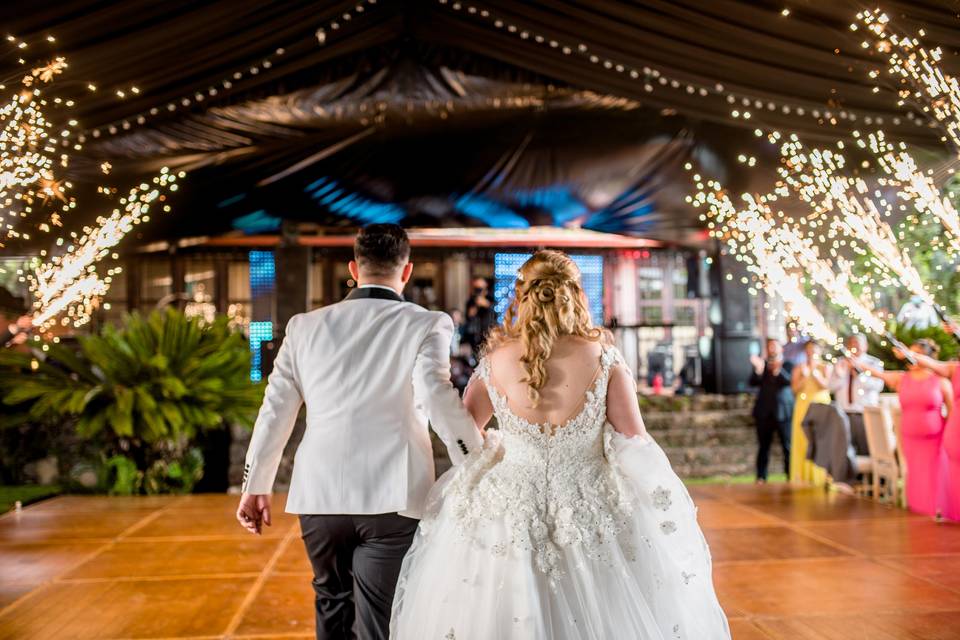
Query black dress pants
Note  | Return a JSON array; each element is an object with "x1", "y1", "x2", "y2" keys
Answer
[
  {"x1": 756, "y1": 415, "x2": 791, "y2": 480},
  {"x1": 299, "y1": 513, "x2": 418, "y2": 640}
]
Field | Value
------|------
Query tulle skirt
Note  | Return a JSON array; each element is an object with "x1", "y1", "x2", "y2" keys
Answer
[{"x1": 390, "y1": 430, "x2": 731, "y2": 639}]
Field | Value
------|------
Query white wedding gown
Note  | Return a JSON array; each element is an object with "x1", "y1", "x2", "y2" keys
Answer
[{"x1": 390, "y1": 345, "x2": 731, "y2": 639}]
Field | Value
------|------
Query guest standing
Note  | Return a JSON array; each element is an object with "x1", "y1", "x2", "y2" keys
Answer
[
  {"x1": 828, "y1": 334, "x2": 884, "y2": 455},
  {"x1": 0, "y1": 312, "x2": 31, "y2": 347},
  {"x1": 790, "y1": 341, "x2": 832, "y2": 486},
  {"x1": 749, "y1": 338, "x2": 793, "y2": 482},
  {"x1": 462, "y1": 277, "x2": 496, "y2": 355},
  {"x1": 902, "y1": 345, "x2": 960, "y2": 521},
  {"x1": 782, "y1": 325, "x2": 808, "y2": 369},
  {"x1": 859, "y1": 340, "x2": 953, "y2": 517}
]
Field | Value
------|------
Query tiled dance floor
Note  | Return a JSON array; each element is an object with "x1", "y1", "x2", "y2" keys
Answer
[{"x1": 1, "y1": 486, "x2": 959, "y2": 639}]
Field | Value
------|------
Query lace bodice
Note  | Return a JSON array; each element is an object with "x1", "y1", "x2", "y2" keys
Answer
[{"x1": 437, "y1": 344, "x2": 638, "y2": 579}]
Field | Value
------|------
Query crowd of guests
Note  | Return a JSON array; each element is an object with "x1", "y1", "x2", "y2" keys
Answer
[
  {"x1": 749, "y1": 328, "x2": 960, "y2": 521},
  {"x1": 448, "y1": 277, "x2": 498, "y2": 390}
]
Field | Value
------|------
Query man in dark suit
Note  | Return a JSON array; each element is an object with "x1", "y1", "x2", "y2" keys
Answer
[{"x1": 749, "y1": 338, "x2": 794, "y2": 482}]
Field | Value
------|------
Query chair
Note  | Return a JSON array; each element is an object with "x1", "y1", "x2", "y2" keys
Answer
[
  {"x1": 878, "y1": 393, "x2": 901, "y2": 411},
  {"x1": 863, "y1": 406, "x2": 901, "y2": 504},
  {"x1": 889, "y1": 405, "x2": 908, "y2": 509}
]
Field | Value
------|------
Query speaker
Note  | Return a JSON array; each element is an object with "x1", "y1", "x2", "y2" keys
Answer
[
  {"x1": 685, "y1": 250, "x2": 710, "y2": 299},
  {"x1": 709, "y1": 250, "x2": 756, "y2": 337},
  {"x1": 703, "y1": 336, "x2": 762, "y2": 394},
  {"x1": 274, "y1": 245, "x2": 310, "y2": 331}
]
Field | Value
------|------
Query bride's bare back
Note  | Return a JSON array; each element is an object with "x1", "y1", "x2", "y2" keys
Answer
[{"x1": 464, "y1": 335, "x2": 647, "y2": 437}]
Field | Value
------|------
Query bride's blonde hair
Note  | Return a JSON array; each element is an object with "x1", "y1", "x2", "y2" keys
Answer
[{"x1": 485, "y1": 250, "x2": 604, "y2": 407}]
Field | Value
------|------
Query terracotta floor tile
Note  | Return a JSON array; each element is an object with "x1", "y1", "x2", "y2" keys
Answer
[
  {"x1": 728, "y1": 618, "x2": 772, "y2": 639},
  {"x1": 731, "y1": 491, "x2": 916, "y2": 523},
  {"x1": 714, "y1": 557, "x2": 960, "y2": 617},
  {"x1": 878, "y1": 554, "x2": 960, "y2": 592},
  {"x1": 697, "y1": 501, "x2": 784, "y2": 529},
  {"x1": 1, "y1": 489, "x2": 958, "y2": 638},
  {"x1": 21, "y1": 495, "x2": 176, "y2": 513},
  {"x1": 755, "y1": 611, "x2": 960, "y2": 640},
  {"x1": 0, "y1": 577, "x2": 253, "y2": 640},
  {"x1": 273, "y1": 537, "x2": 312, "y2": 574},
  {"x1": 0, "y1": 542, "x2": 104, "y2": 583},
  {"x1": 234, "y1": 574, "x2": 315, "y2": 637},
  {"x1": 0, "y1": 510, "x2": 151, "y2": 543},
  {"x1": 0, "y1": 583, "x2": 38, "y2": 610},
  {"x1": 706, "y1": 526, "x2": 850, "y2": 563},
  {"x1": 801, "y1": 518, "x2": 960, "y2": 556},
  {"x1": 65, "y1": 538, "x2": 281, "y2": 579},
  {"x1": 126, "y1": 506, "x2": 295, "y2": 539}
]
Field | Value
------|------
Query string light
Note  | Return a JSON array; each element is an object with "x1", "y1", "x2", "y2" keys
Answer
[
  {"x1": 435, "y1": 0, "x2": 911, "y2": 132},
  {"x1": 0, "y1": 56, "x2": 76, "y2": 244},
  {"x1": 85, "y1": 0, "x2": 383, "y2": 138}
]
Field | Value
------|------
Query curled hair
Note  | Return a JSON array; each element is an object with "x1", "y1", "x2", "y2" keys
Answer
[
  {"x1": 485, "y1": 250, "x2": 605, "y2": 407},
  {"x1": 912, "y1": 338, "x2": 940, "y2": 358}
]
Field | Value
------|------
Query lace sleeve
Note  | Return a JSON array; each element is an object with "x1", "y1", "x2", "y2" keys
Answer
[{"x1": 468, "y1": 356, "x2": 490, "y2": 388}]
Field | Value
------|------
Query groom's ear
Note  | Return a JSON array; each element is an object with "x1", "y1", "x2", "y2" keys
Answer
[
  {"x1": 348, "y1": 260, "x2": 360, "y2": 282},
  {"x1": 401, "y1": 261, "x2": 413, "y2": 283}
]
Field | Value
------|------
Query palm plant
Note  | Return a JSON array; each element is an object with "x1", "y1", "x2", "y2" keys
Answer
[{"x1": 0, "y1": 309, "x2": 264, "y2": 493}]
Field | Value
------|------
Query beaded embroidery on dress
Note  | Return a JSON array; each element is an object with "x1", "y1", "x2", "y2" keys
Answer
[{"x1": 391, "y1": 345, "x2": 730, "y2": 640}]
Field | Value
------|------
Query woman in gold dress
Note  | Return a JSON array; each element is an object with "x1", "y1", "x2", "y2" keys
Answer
[{"x1": 790, "y1": 341, "x2": 832, "y2": 485}]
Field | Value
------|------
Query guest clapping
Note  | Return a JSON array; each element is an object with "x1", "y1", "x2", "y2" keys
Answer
[
  {"x1": 790, "y1": 341, "x2": 832, "y2": 486},
  {"x1": 1, "y1": 313, "x2": 32, "y2": 347},
  {"x1": 749, "y1": 338, "x2": 793, "y2": 483}
]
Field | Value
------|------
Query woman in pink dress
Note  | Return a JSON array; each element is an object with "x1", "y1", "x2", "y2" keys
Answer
[
  {"x1": 861, "y1": 340, "x2": 953, "y2": 517},
  {"x1": 904, "y1": 340, "x2": 960, "y2": 521}
]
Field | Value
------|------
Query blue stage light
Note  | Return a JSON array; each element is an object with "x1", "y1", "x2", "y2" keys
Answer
[
  {"x1": 248, "y1": 321, "x2": 274, "y2": 382},
  {"x1": 494, "y1": 253, "x2": 604, "y2": 325}
]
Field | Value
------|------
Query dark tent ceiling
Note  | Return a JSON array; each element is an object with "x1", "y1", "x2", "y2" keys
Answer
[{"x1": 2, "y1": 0, "x2": 958, "y2": 248}]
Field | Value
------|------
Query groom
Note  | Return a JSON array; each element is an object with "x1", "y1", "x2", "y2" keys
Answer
[{"x1": 237, "y1": 223, "x2": 483, "y2": 639}]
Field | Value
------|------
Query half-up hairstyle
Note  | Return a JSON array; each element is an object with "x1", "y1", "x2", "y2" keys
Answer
[{"x1": 485, "y1": 250, "x2": 605, "y2": 407}]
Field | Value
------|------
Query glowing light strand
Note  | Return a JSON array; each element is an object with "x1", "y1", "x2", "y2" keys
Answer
[{"x1": 0, "y1": 56, "x2": 77, "y2": 244}]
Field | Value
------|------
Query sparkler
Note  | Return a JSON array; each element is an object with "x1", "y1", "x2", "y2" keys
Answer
[
  {"x1": 691, "y1": 178, "x2": 840, "y2": 346},
  {"x1": 30, "y1": 168, "x2": 182, "y2": 329},
  {"x1": 856, "y1": 9, "x2": 960, "y2": 153},
  {"x1": 776, "y1": 135, "x2": 936, "y2": 305},
  {"x1": 866, "y1": 130, "x2": 960, "y2": 256}
]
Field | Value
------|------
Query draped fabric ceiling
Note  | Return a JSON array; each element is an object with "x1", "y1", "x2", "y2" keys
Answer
[{"x1": 2, "y1": 0, "x2": 958, "y2": 246}]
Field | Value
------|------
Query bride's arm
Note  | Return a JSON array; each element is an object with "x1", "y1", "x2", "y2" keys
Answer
[
  {"x1": 463, "y1": 377, "x2": 494, "y2": 432},
  {"x1": 606, "y1": 365, "x2": 649, "y2": 438}
]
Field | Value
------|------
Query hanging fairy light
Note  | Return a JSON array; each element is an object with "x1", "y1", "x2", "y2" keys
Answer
[
  {"x1": 87, "y1": 0, "x2": 383, "y2": 138},
  {"x1": 0, "y1": 55, "x2": 78, "y2": 244},
  {"x1": 30, "y1": 168, "x2": 183, "y2": 329},
  {"x1": 856, "y1": 9, "x2": 960, "y2": 151},
  {"x1": 433, "y1": 0, "x2": 915, "y2": 133}
]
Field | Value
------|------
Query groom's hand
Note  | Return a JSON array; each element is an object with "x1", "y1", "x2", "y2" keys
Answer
[{"x1": 236, "y1": 493, "x2": 271, "y2": 535}]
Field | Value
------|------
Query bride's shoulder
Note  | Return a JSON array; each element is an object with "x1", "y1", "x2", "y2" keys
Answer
[{"x1": 482, "y1": 340, "x2": 521, "y2": 364}]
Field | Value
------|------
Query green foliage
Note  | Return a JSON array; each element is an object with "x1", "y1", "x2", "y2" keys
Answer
[{"x1": 0, "y1": 309, "x2": 264, "y2": 494}]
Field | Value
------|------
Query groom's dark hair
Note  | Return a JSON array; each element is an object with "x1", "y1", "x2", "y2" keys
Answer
[{"x1": 354, "y1": 224, "x2": 410, "y2": 275}]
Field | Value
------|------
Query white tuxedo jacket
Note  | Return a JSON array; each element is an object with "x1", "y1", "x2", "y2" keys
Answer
[{"x1": 242, "y1": 285, "x2": 483, "y2": 518}]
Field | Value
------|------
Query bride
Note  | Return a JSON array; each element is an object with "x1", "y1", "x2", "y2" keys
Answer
[{"x1": 390, "y1": 250, "x2": 730, "y2": 639}]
